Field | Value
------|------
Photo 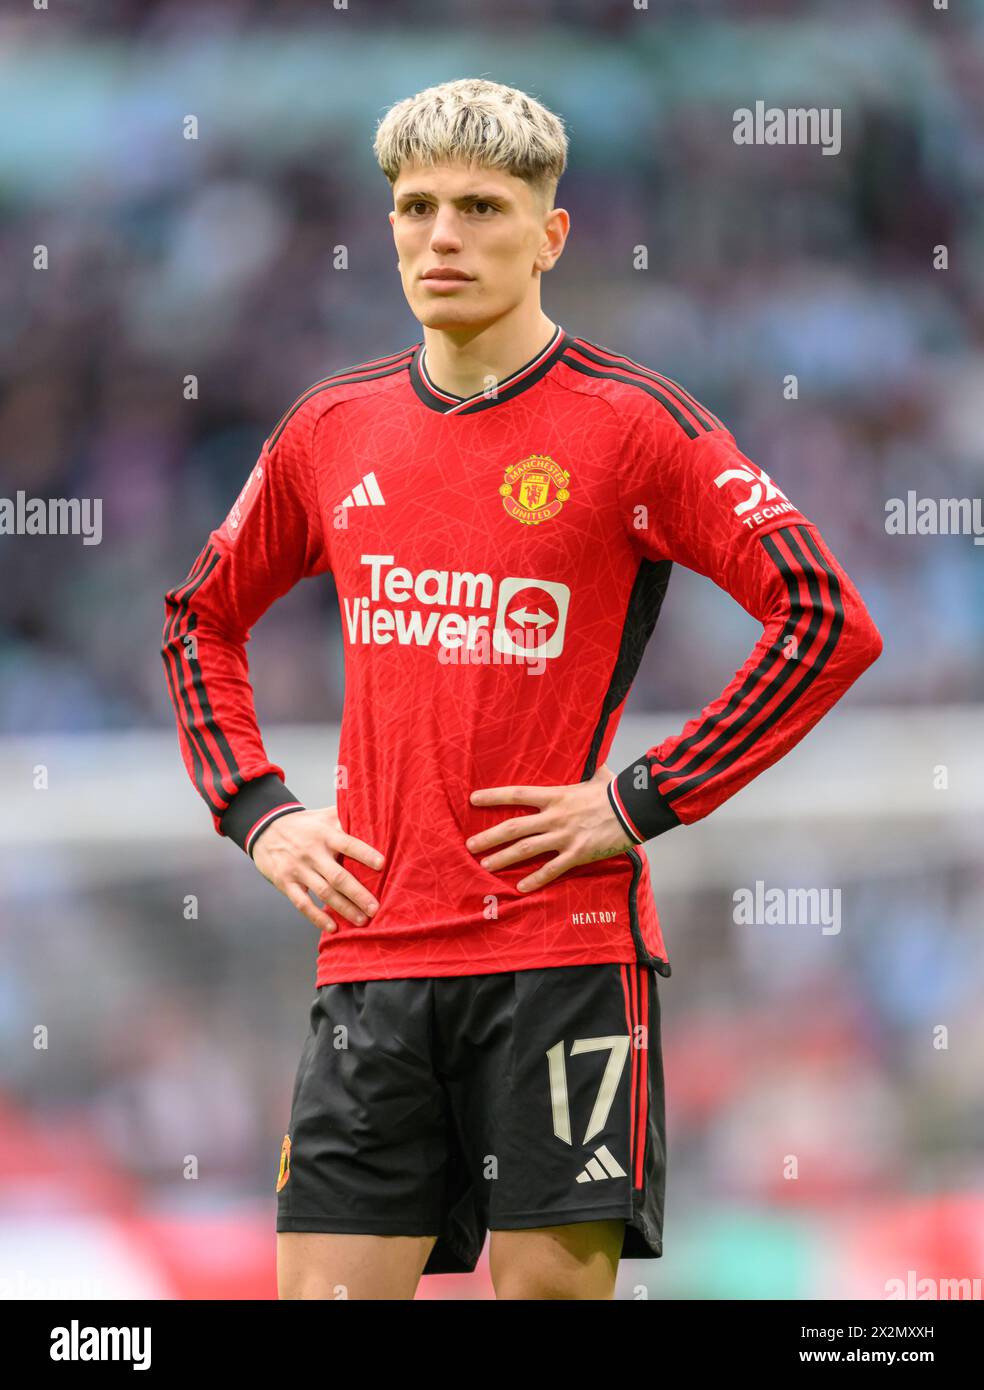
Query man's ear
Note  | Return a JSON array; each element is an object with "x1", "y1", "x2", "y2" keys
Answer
[{"x1": 388, "y1": 210, "x2": 395, "y2": 228}]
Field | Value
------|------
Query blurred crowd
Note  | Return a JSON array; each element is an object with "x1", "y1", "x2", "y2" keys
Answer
[
  {"x1": 2, "y1": 0, "x2": 984, "y2": 736},
  {"x1": 1, "y1": 1, "x2": 983, "y2": 1296},
  {"x1": 4, "y1": 840, "x2": 982, "y2": 1296}
]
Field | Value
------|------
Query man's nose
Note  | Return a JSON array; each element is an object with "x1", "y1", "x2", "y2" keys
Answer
[{"x1": 430, "y1": 208, "x2": 463, "y2": 252}]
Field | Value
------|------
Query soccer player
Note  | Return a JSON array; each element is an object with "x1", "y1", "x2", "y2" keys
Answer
[{"x1": 161, "y1": 78, "x2": 883, "y2": 1300}]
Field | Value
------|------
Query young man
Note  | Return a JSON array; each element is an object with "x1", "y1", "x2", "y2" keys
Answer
[{"x1": 161, "y1": 78, "x2": 882, "y2": 1300}]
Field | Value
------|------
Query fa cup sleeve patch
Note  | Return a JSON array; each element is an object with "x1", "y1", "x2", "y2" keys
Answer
[{"x1": 276, "y1": 1133, "x2": 292, "y2": 1192}]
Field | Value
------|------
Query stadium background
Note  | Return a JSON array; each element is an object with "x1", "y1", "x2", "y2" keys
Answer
[{"x1": 1, "y1": 0, "x2": 983, "y2": 1299}]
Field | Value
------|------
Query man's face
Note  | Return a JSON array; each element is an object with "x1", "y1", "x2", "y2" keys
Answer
[{"x1": 388, "y1": 159, "x2": 567, "y2": 332}]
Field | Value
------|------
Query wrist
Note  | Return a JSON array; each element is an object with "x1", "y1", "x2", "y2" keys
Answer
[
  {"x1": 220, "y1": 774, "x2": 306, "y2": 858},
  {"x1": 608, "y1": 759, "x2": 681, "y2": 844}
]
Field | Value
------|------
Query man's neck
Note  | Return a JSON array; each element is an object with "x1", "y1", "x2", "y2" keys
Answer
[{"x1": 421, "y1": 308, "x2": 558, "y2": 400}]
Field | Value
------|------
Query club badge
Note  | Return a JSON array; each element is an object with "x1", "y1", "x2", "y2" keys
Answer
[{"x1": 500, "y1": 455, "x2": 570, "y2": 525}]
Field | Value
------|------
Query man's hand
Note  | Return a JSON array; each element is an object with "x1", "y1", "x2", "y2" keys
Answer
[
  {"x1": 465, "y1": 765, "x2": 637, "y2": 892},
  {"x1": 251, "y1": 806, "x2": 384, "y2": 933}
]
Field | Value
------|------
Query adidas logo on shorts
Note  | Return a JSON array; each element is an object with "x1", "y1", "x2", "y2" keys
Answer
[{"x1": 575, "y1": 1144, "x2": 627, "y2": 1183}]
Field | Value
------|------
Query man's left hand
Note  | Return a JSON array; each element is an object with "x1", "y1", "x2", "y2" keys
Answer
[{"x1": 465, "y1": 764, "x2": 637, "y2": 892}]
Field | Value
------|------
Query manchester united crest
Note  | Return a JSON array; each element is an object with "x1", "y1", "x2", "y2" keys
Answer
[
  {"x1": 276, "y1": 1133, "x2": 291, "y2": 1192},
  {"x1": 500, "y1": 455, "x2": 570, "y2": 525}
]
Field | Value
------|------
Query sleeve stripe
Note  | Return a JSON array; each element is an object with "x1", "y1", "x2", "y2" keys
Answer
[
  {"x1": 177, "y1": 608, "x2": 247, "y2": 795},
  {"x1": 166, "y1": 536, "x2": 214, "y2": 614},
  {"x1": 161, "y1": 545, "x2": 246, "y2": 811},
  {"x1": 568, "y1": 338, "x2": 728, "y2": 433},
  {"x1": 655, "y1": 524, "x2": 830, "y2": 771},
  {"x1": 559, "y1": 353, "x2": 706, "y2": 439},
  {"x1": 160, "y1": 632, "x2": 225, "y2": 816},
  {"x1": 162, "y1": 539, "x2": 219, "y2": 645},
  {"x1": 161, "y1": 548, "x2": 230, "y2": 816},
  {"x1": 651, "y1": 524, "x2": 844, "y2": 803},
  {"x1": 266, "y1": 349, "x2": 417, "y2": 448}
]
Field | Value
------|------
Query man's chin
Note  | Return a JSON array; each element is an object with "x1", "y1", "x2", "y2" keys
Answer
[{"x1": 412, "y1": 300, "x2": 489, "y2": 332}]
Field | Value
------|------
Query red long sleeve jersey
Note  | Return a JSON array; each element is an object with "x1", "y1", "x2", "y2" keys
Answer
[{"x1": 162, "y1": 326, "x2": 883, "y2": 984}]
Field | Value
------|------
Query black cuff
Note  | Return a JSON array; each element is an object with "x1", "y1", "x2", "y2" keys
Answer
[
  {"x1": 608, "y1": 757, "x2": 682, "y2": 844},
  {"x1": 220, "y1": 774, "x2": 306, "y2": 858}
]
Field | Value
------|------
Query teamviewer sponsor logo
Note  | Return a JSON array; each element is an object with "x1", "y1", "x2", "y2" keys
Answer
[
  {"x1": 342, "y1": 554, "x2": 571, "y2": 667},
  {"x1": 493, "y1": 576, "x2": 570, "y2": 660}
]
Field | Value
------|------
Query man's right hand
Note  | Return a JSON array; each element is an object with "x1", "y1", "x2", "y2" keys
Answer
[{"x1": 251, "y1": 806, "x2": 384, "y2": 933}]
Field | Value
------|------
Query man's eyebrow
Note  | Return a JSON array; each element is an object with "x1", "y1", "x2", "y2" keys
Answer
[{"x1": 395, "y1": 190, "x2": 510, "y2": 204}]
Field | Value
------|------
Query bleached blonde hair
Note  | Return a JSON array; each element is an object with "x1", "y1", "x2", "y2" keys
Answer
[{"x1": 373, "y1": 78, "x2": 568, "y2": 212}]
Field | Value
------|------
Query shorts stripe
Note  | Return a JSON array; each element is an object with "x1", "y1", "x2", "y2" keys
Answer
[
  {"x1": 620, "y1": 964, "x2": 643, "y2": 1188},
  {"x1": 635, "y1": 968, "x2": 650, "y2": 1190}
]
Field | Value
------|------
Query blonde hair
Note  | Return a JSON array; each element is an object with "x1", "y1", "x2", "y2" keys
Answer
[{"x1": 373, "y1": 78, "x2": 568, "y2": 211}]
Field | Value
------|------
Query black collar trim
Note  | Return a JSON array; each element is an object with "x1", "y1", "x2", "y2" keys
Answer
[{"x1": 409, "y1": 325, "x2": 570, "y2": 415}]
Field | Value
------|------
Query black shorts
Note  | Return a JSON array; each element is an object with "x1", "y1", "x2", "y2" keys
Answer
[{"x1": 275, "y1": 962, "x2": 666, "y2": 1275}]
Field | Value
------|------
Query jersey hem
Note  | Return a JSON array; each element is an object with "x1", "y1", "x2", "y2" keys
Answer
[{"x1": 314, "y1": 950, "x2": 671, "y2": 987}]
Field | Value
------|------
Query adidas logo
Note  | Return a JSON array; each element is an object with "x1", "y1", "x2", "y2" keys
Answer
[
  {"x1": 341, "y1": 472, "x2": 385, "y2": 508},
  {"x1": 575, "y1": 1145, "x2": 627, "y2": 1183}
]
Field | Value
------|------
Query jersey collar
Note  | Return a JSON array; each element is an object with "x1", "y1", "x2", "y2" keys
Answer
[{"x1": 410, "y1": 325, "x2": 570, "y2": 416}]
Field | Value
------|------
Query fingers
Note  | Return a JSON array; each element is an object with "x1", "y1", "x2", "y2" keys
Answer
[
  {"x1": 332, "y1": 831, "x2": 385, "y2": 873},
  {"x1": 310, "y1": 806, "x2": 385, "y2": 873},
  {"x1": 304, "y1": 851, "x2": 379, "y2": 920},
  {"x1": 477, "y1": 833, "x2": 560, "y2": 873},
  {"x1": 298, "y1": 863, "x2": 375, "y2": 928},
  {"x1": 251, "y1": 807, "x2": 383, "y2": 932},
  {"x1": 516, "y1": 852, "x2": 578, "y2": 893},
  {"x1": 284, "y1": 881, "x2": 339, "y2": 933},
  {"x1": 284, "y1": 862, "x2": 377, "y2": 933},
  {"x1": 466, "y1": 812, "x2": 550, "y2": 854},
  {"x1": 469, "y1": 785, "x2": 554, "y2": 809}
]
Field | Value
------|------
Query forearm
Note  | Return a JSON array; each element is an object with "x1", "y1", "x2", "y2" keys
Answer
[
  {"x1": 161, "y1": 557, "x2": 305, "y2": 850},
  {"x1": 609, "y1": 523, "x2": 883, "y2": 843}
]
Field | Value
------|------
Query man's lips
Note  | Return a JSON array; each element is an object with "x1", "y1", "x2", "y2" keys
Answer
[{"x1": 421, "y1": 269, "x2": 474, "y2": 288}]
